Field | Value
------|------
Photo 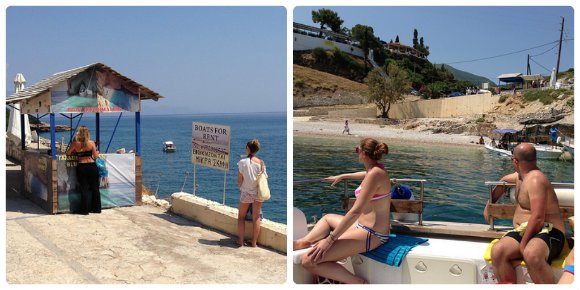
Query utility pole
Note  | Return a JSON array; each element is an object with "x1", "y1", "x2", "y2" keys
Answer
[
  {"x1": 527, "y1": 54, "x2": 531, "y2": 75},
  {"x1": 555, "y1": 17, "x2": 564, "y2": 78}
]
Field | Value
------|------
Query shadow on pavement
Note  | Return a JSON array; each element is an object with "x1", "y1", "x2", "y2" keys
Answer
[
  {"x1": 5, "y1": 163, "x2": 48, "y2": 216},
  {"x1": 198, "y1": 238, "x2": 241, "y2": 249}
]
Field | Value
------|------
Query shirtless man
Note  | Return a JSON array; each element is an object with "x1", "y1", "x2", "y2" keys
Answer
[{"x1": 484, "y1": 143, "x2": 565, "y2": 284}]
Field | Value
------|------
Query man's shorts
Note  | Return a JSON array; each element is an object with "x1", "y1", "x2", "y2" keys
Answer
[{"x1": 504, "y1": 222, "x2": 565, "y2": 263}]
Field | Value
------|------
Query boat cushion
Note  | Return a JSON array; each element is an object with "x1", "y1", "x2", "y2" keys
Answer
[
  {"x1": 483, "y1": 238, "x2": 571, "y2": 268},
  {"x1": 362, "y1": 234, "x2": 428, "y2": 267}
]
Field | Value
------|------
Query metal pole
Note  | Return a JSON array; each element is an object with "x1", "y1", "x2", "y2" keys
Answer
[
  {"x1": 135, "y1": 111, "x2": 141, "y2": 156},
  {"x1": 96, "y1": 112, "x2": 100, "y2": 151},
  {"x1": 36, "y1": 114, "x2": 39, "y2": 151},
  {"x1": 223, "y1": 170, "x2": 227, "y2": 205},
  {"x1": 20, "y1": 113, "x2": 26, "y2": 150},
  {"x1": 69, "y1": 113, "x2": 73, "y2": 143},
  {"x1": 488, "y1": 184, "x2": 494, "y2": 230},
  {"x1": 419, "y1": 181, "x2": 424, "y2": 226},
  {"x1": 193, "y1": 163, "x2": 197, "y2": 195},
  {"x1": 50, "y1": 113, "x2": 56, "y2": 160}
]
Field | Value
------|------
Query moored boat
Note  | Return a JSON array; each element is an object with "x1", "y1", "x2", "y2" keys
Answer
[
  {"x1": 163, "y1": 141, "x2": 176, "y2": 152},
  {"x1": 484, "y1": 143, "x2": 512, "y2": 157},
  {"x1": 532, "y1": 144, "x2": 564, "y2": 160}
]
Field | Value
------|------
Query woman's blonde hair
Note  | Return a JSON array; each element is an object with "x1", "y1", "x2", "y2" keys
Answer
[{"x1": 76, "y1": 126, "x2": 91, "y2": 149}]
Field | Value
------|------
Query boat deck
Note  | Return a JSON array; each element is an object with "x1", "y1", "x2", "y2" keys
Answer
[{"x1": 391, "y1": 220, "x2": 511, "y2": 241}]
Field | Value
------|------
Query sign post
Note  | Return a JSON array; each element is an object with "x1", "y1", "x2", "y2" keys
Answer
[{"x1": 191, "y1": 122, "x2": 231, "y2": 203}]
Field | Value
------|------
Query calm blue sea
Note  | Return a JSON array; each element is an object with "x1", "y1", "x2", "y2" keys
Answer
[
  {"x1": 294, "y1": 135, "x2": 574, "y2": 225},
  {"x1": 40, "y1": 112, "x2": 287, "y2": 224}
]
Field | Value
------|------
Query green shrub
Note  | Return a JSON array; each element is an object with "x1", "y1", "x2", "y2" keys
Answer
[
  {"x1": 566, "y1": 97, "x2": 574, "y2": 108},
  {"x1": 523, "y1": 89, "x2": 572, "y2": 105},
  {"x1": 476, "y1": 117, "x2": 485, "y2": 123},
  {"x1": 499, "y1": 95, "x2": 507, "y2": 103},
  {"x1": 294, "y1": 78, "x2": 305, "y2": 88}
]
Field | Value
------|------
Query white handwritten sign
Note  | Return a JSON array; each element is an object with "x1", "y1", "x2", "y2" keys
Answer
[{"x1": 191, "y1": 122, "x2": 231, "y2": 171}]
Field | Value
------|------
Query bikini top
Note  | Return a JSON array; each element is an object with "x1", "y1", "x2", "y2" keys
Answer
[
  {"x1": 77, "y1": 150, "x2": 93, "y2": 158},
  {"x1": 354, "y1": 186, "x2": 391, "y2": 201},
  {"x1": 354, "y1": 163, "x2": 390, "y2": 200}
]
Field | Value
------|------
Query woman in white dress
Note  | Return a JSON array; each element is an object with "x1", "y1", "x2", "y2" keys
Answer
[{"x1": 236, "y1": 139, "x2": 267, "y2": 247}]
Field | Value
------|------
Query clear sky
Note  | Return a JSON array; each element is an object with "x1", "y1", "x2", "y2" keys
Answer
[
  {"x1": 294, "y1": 6, "x2": 574, "y2": 83},
  {"x1": 6, "y1": 6, "x2": 287, "y2": 115}
]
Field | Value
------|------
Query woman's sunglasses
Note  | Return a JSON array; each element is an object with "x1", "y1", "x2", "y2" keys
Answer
[{"x1": 355, "y1": 146, "x2": 360, "y2": 154}]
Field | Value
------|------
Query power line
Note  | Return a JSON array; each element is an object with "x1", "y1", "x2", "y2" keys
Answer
[
  {"x1": 529, "y1": 57, "x2": 552, "y2": 73},
  {"x1": 530, "y1": 42, "x2": 560, "y2": 57},
  {"x1": 442, "y1": 40, "x2": 559, "y2": 65}
]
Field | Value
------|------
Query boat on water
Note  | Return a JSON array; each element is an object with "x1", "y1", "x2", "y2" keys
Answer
[
  {"x1": 533, "y1": 144, "x2": 564, "y2": 160},
  {"x1": 293, "y1": 178, "x2": 574, "y2": 284},
  {"x1": 562, "y1": 137, "x2": 574, "y2": 158},
  {"x1": 484, "y1": 128, "x2": 564, "y2": 160},
  {"x1": 484, "y1": 143, "x2": 512, "y2": 157},
  {"x1": 163, "y1": 141, "x2": 176, "y2": 152}
]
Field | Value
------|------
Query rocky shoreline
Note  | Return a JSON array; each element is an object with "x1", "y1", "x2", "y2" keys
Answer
[{"x1": 30, "y1": 122, "x2": 71, "y2": 132}]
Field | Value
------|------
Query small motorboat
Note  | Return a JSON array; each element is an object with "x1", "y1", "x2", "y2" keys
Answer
[
  {"x1": 532, "y1": 144, "x2": 564, "y2": 160},
  {"x1": 163, "y1": 141, "x2": 176, "y2": 153},
  {"x1": 484, "y1": 143, "x2": 512, "y2": 157}
]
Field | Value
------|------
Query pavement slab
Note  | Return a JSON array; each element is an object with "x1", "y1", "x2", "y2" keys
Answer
[{"x1": 5, "y1": 161, "x2": 286, "y2": 284}]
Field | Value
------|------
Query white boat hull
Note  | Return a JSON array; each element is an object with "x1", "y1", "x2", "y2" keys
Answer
[
  {"x1": 563, "y1": 143, "x2": 574, "y2": 157},
  {"x1": 532, "y1": 144, "x2": 563, "y2": 160},
  {"x1": 484, "y1": 144, "x2": 511, "y2": 157}
]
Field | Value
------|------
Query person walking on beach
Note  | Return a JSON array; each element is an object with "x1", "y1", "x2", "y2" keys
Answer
[
  {"x1": 484, "y1": 143, "x2": 565, "y2": 284},
  {"x1": 342, "y1": 120, "x2": 350, "y2": 135},
  {"x1": 294, "y1": 138, "x2": 391, "y2": 284},
  {"x1": 66, "y1": 126, "x2": 101, "y2": 214},
  {"x1": 236, "y1": 139, "x2": 267, "y2": 247}
]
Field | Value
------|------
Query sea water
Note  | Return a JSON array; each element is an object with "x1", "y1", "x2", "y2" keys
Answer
[
  {"x1": 39, "y1": 112, "x2": 287, "y2": 224},
  {"x1": 294, "y1": 135, "x2": 574, "y2": 225}
]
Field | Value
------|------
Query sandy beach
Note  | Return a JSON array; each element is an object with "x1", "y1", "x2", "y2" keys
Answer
[{"x1": 294, "y1": 117, "x2": 485, "y2": 147}]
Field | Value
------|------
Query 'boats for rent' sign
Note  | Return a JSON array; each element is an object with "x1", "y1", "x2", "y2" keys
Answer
[{"x1": 191, "y1": 122, "x2": 231, "y2": 171}]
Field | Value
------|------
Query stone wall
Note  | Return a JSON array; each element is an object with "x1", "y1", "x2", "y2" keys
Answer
[
  {"x1": 327, "y1": 107, "x2": 377, "y2": 118},
  {"x1": 171, "y1": 192, "x2": 287, "y2": 253},
  {"x1": 293, "y1": 33, "x2": 365, "y2": 58},
  {"x1": 389, "y1": 92, "x2": 498, "y2": 119}
]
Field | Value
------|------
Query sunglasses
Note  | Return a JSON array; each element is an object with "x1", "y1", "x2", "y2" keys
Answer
[{"x1": 355, "y1": 146, "x2": 361, "y2": 154}]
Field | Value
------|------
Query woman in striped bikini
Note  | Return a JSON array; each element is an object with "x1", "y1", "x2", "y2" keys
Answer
[{"x1": 294, "y1": 138, "x2": 392, "y2": 284}]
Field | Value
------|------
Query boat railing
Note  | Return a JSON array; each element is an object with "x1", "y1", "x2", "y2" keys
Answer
[
  {"x1": 484, "y1": 181, "x2": 574, "y2": 230},
  {"x1": 294, "y1": 178, "x2": 428, "y2": 226}
]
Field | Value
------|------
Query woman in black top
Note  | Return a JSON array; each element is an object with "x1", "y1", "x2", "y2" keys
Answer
[{"x1": 66, "y1": 125, "x2": 101, "y2": 214}]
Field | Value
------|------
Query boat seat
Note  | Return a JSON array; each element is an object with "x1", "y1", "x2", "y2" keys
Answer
[
  {"x1": 487, "y1": 186, "x2": 574, "y2": 230},
  {"x1": 352, "y1": 237, "x2": 490, "y2": 284},
  {"x1": 293, "y1": 207, "x2": 314, "y2": 284},
  {"x1": 293, "y1": 207, "x2": 308, "y2": 240}
]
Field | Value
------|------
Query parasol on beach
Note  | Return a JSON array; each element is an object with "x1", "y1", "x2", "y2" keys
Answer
[{"x1": 7, "y1": 73, "x2": 32, "y2": 146}]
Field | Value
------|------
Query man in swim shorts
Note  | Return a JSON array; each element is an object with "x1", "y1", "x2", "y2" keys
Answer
[{"x1": 484, "y1": 143, "x2": 566, "y2": 284}]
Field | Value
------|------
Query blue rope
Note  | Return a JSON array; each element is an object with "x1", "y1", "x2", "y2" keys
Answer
[{"x1": 106, "y1": 112, "x2": 123, "y2": 153}]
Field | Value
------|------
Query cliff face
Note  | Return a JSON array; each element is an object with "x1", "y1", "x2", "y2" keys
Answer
[{"x1": 293, "y1": 64, "x2": 367, "y2": 108}]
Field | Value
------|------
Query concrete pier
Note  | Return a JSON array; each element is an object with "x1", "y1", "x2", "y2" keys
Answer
[
  {"x1": 5, "y1": 159, "x2": 286, "y2": 284},
  {"x1": 171, "y1": 192, "x2": 287, "y2": 253}
]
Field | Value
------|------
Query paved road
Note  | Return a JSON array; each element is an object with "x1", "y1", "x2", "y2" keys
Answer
[{"x1": 5, "y1": 159, "x2": 286, "y2": 284}]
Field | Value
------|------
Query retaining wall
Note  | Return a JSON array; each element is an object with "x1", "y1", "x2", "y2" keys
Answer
[
  {"x1": 171, "y1": 192, "x2": 287, "y2": 253},
  {"x1": 389, "y1": 92, "x2": 498, "y2": 119},
  {"x1": 293, "y1": 33, "x2": 365, "y2": 58}
]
